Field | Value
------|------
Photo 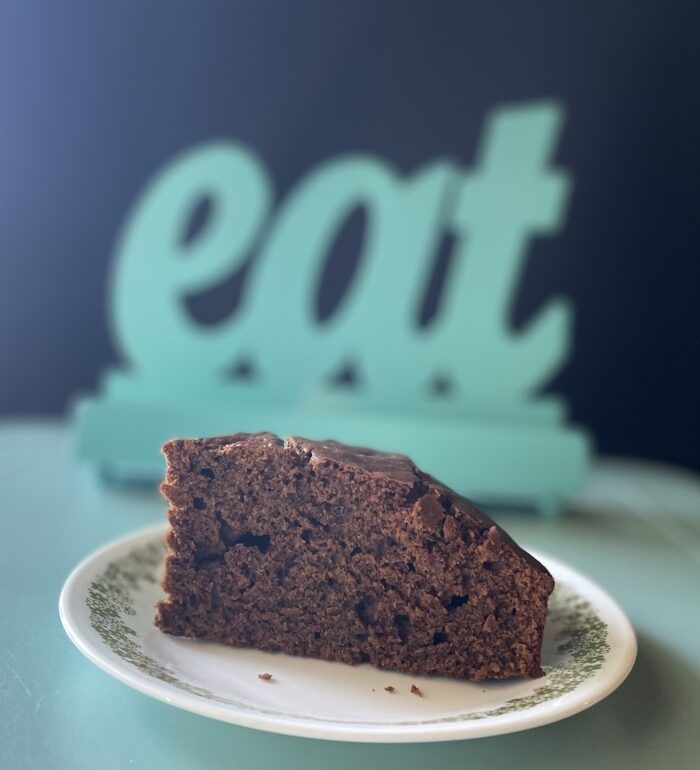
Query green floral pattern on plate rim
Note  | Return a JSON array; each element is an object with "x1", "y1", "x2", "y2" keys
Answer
[{"x1": 85, "y1": 537, "x2": 609, "y2": 726}]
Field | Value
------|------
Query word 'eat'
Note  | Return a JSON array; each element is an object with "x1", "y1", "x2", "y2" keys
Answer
[{"x1": 112, "y1": 101, "x2": 571, "y2": 411}]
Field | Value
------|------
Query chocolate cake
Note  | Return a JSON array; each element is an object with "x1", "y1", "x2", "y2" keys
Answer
[{"x1": 156, "y1": 433, "x2": 554, "y2": 680}]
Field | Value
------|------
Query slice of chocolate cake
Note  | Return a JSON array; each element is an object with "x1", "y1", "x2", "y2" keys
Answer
[{"x1": 156, "y1": 433, "x2": 554, "y2": 680}]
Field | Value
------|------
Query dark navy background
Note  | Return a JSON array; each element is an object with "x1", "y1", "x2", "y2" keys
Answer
[{"x1": 1, "y1": 1, "x2": 698, "y2": 469}]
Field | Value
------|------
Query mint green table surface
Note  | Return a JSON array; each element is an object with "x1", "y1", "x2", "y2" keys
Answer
[{"x1": 2, "y1": 420, "x2": 699, "y2": 769}]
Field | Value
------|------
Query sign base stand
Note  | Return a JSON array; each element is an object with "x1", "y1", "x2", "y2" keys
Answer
[{"x1": 74, "y1": 394, "x2": 589, "y2": 517}]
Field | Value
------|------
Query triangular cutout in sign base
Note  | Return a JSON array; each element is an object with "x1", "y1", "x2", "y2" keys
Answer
[{"x1": 74, "y1": 100, "x2": 590, "y2": 515}]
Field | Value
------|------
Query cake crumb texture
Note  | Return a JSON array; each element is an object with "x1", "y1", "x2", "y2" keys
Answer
[{"x1": 156, "y1": 433, "x2": 554, "y2": 681}]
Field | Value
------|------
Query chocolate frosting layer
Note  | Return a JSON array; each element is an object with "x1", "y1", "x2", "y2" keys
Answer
[{"x1": 286, "y1": 436, "x2": 419, "y2": 484}]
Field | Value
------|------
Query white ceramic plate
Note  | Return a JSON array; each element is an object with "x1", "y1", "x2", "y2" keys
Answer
[{"x1": 59, "y1": 524, "x2": 636, "y2": 743}]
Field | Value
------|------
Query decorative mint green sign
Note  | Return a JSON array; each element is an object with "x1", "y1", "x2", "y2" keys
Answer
[{"x1": 75, "y1": 100, "x2": 589, "y2": 513}]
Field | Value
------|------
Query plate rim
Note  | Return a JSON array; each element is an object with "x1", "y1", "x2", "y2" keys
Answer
[{"x1": 59, "y1": 523, "x2": 637, "y2": 743}]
